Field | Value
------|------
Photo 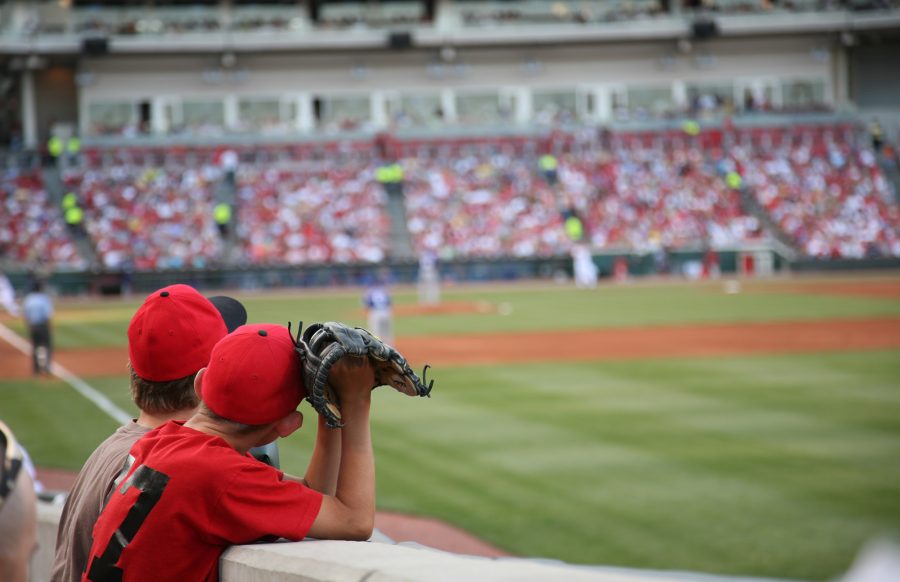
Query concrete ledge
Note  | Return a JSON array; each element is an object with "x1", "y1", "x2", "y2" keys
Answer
[
  {"x1": 221, "y1": 540, "x2": 675, "y2": 582},
  {"x1": 34, "y1": 499, "x2": 670, "y2": 582},
  {"x1": 33, "y1": 500, "x2": 799, "y2": 582},
  {"x1": 33, "y1": 501, "x2": 64, "y2": 582}
]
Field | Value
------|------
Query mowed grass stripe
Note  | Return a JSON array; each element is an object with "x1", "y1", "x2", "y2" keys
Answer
[
  {"x1": 370, "y1": 390, "x2": 855, "y2": 578},
  {"x1": 482, "y1": 355, "x2": 900, "y2": 520},
  {"x1": 55, "y1": 321, "x2": 130, "y2": 348},
  {"x1": 390, "y1": 283, "x2": 900, "y2": 337},
  {"x1": 4, "y1": 319, "x2": 129, "y2": 349},
  {"x1": 359, "y1": 351, "x2": 900, "y2": 580},
  {"x1": 1, "y1": 377, "x2": 120, "y2": 468}
]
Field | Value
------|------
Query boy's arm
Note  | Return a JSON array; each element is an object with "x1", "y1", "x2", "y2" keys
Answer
[
  {"x1": 305, "y1": 357, "x2": 375, "y2": 541},
  {"x1": 298, "y1": 416, "x2": 341, "y2": 495}
]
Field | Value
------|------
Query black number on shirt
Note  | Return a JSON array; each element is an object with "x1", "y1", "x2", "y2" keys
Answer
[{"x1": 85, "y1": 463, "x2": 170, "y2": 582}]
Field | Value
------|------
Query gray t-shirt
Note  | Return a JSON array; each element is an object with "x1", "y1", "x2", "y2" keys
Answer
[{"x1": 50, "y1": 421, "x2": 150, "y2": 582}]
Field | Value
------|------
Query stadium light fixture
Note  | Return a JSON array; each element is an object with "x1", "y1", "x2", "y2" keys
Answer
[
  {"x1": 810, "y1": 46, "x2": 830, "y2": 63},
  {"x1": 24, "y1": 54, "x2": 47, "y2": 71},
  {"x1": 693, "y1": 52, "x2": 716, "y2": 70},
  {"x1": 439, "y1": 45, "x2": 457, "y2": 63},
  {"x1": 221, "y1": 52, "x2": 237, "y2": 69},
  {"x1": 521, "y1": 57, "x2": 543, "y2": 76},
  {"x1": 351, "y1": 64, "x2": 369, "y2": 81},
  {"x1": 75, "y1": 71, "x2": 95, "y2": 87},
  {"x1": 657, "y1": 54, "x2": 676, "y2": 71}
]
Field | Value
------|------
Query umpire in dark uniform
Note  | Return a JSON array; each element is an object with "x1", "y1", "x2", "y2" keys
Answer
[{"x1": 22, "y1": 280, "x2": 54, "y2": 375}]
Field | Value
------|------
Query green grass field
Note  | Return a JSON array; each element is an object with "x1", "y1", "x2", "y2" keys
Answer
[{"x1": 2, "y1": 276, "x2": 899, "y2": 580}]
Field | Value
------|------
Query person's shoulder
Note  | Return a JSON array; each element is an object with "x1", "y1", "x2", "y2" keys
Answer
[
  {"x1": 222, "y1": 456, "x2": 292, "y2": 495},
  {"x1": 145, "y1": 423, "x2": 244, "y2": 469},
  {"x1": 79, "y1": 424, "x2": 145, "y2": 472},
  {"x1": 110, "y1": 421, "x2": 150, "y2": 445}
]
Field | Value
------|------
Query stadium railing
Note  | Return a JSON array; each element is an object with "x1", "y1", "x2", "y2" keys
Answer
[
  {"x1": 68, "y1": 111, "x2": 863, "y2": 150},
  {"x1": 1, "y1": 244, "x2": 814, "y2": 297}
]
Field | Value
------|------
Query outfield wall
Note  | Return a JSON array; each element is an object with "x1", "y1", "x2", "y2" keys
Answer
[
  {"x1": 6, "y1": 245, "x2": 808, "y2": 296},
  {"x1": 31, "y1": 501, "x2": 707, "y2": 582}
]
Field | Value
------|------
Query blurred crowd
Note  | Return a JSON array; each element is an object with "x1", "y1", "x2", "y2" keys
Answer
[
  {"x1": 234, "y1": 163, "x2": 389, "y2": 265},
  {"x1": 63, "y1": 164, "x2": 224, "y2": 270},
  {"x1": 0, "y1": 169, "x2": 86, "y2": 271},
  {"x1": 2, "y1": 124, "x2": 898, "y2": 273},
  {"x1": 403, "y1": 146, "x2": 568, "y2": 258},
  {"x1": 733, "y1": 136, "x2": 900, "y2": 258}
]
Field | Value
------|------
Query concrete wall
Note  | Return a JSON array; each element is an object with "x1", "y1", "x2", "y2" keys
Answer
[{"x1": 30, "y1": 501, "x2": 698, "y2": 582}]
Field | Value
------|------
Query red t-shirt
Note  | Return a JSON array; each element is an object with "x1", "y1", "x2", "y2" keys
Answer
[{"x1": 82, "y1": 421, "x2": 323, "y2": 582}]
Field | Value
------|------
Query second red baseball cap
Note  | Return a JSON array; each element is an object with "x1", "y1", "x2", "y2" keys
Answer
[
  {"x1": 201, "y1": 324, "x2": 305, "y2": 425},
  {"x1": 128, "y1": 284, "x2": 237, "y2": 382}
]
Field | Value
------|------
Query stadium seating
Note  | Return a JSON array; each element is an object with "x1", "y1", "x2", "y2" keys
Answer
[
  {"x1": 0, "y1": 169, "x2": 86, "y2": 271},
  {"x1": 9, "y1": 122, "x2": 897, "y2": 272},
  {"x1": 731, "y1": 127, "x2": 900, "y2": 258},
  {"x1": 64, "y1": 164, "x2": 224, "y2": 270},
  {"x1": 233, "y1": 164, "x2": 390, "y2": 265}
]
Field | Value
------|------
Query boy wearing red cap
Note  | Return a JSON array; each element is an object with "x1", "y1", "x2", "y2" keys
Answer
[
  {"x1": 51, "y1": 284, "x2": 248, "y2": 582},
  {"x1": 82, "y1": 324, "x2": 376, "y2": 581}
]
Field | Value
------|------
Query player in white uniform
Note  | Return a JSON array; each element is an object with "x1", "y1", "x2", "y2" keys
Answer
[{"x1": 0, "y1": 274, "x2": 19, "y2": 316}]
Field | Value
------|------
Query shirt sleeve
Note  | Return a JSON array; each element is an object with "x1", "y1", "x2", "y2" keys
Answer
[{"x1": 207, "y1": 460, "x2": 323, "y2": 545}]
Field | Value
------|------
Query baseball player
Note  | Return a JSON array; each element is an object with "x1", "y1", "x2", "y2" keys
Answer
[
  {"x1": 417, "y1": 249, "x2": 441, "y2": 306},
  {"x1": 363, "y1": 280, "x2": 394, "y2": 344},
  {"x1": 51, "y1": 285, "x2": 247, "y2": 582},
  {"x1": 22, "y1": 280, "x2": 53, "y2": 375},
  {"x1": 81, "y1": 324, "x2": 378, "y2": 581},
  {"x1": 572, "y1": 243, "x2": 598, "y2": 289}
]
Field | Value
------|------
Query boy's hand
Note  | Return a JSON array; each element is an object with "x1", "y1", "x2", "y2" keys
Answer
[
  {"x1": 328, "y1": 356, "x2": 375, "y2": 405},
  {"x1": 295, "y1": 321, "x2": 434, "y2": 429}
]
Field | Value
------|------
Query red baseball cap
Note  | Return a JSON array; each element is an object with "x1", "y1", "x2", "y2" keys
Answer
[
  {"x1": 201, "y1": 324, "x2": 305, "y2": 425},
  {"x1": 128, "y1": 284, "x2": 230, "y2": 382}
]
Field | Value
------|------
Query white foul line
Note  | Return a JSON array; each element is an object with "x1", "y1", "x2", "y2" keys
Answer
[{"x1": 0, "y1": 322, "x2": 131, "y2": 425}]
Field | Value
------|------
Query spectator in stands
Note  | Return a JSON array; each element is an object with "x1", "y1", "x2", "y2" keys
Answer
[
  {"x1": 82, "y1": 323, "x2": 377, "y2": 581},
  {"x1": 51, "y1": 284, "x2": 247, "y2": 582},
  {"x1": 0, "y1": 420, "x2": 38, "y2": 582},
  {"x1": 870, "y1": 119, "x2": 884, "y2": 153}
]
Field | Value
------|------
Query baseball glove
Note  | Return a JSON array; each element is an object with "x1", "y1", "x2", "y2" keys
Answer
[{"x1": 293, "y1": 321, "x2": 434, "y2": 428}]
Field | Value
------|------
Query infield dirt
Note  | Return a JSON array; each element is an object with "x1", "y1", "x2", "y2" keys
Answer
[{"x1": 2, "y1": 317, "x2": 899, "y2": 380}]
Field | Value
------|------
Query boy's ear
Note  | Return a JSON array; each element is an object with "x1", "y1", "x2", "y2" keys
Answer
[
  {"x1": 194, "y1": 368, "x2": 206, "y2": 400},
  {"x1": 275, "y1": 411, "x2": 303, "y2": 438}
]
